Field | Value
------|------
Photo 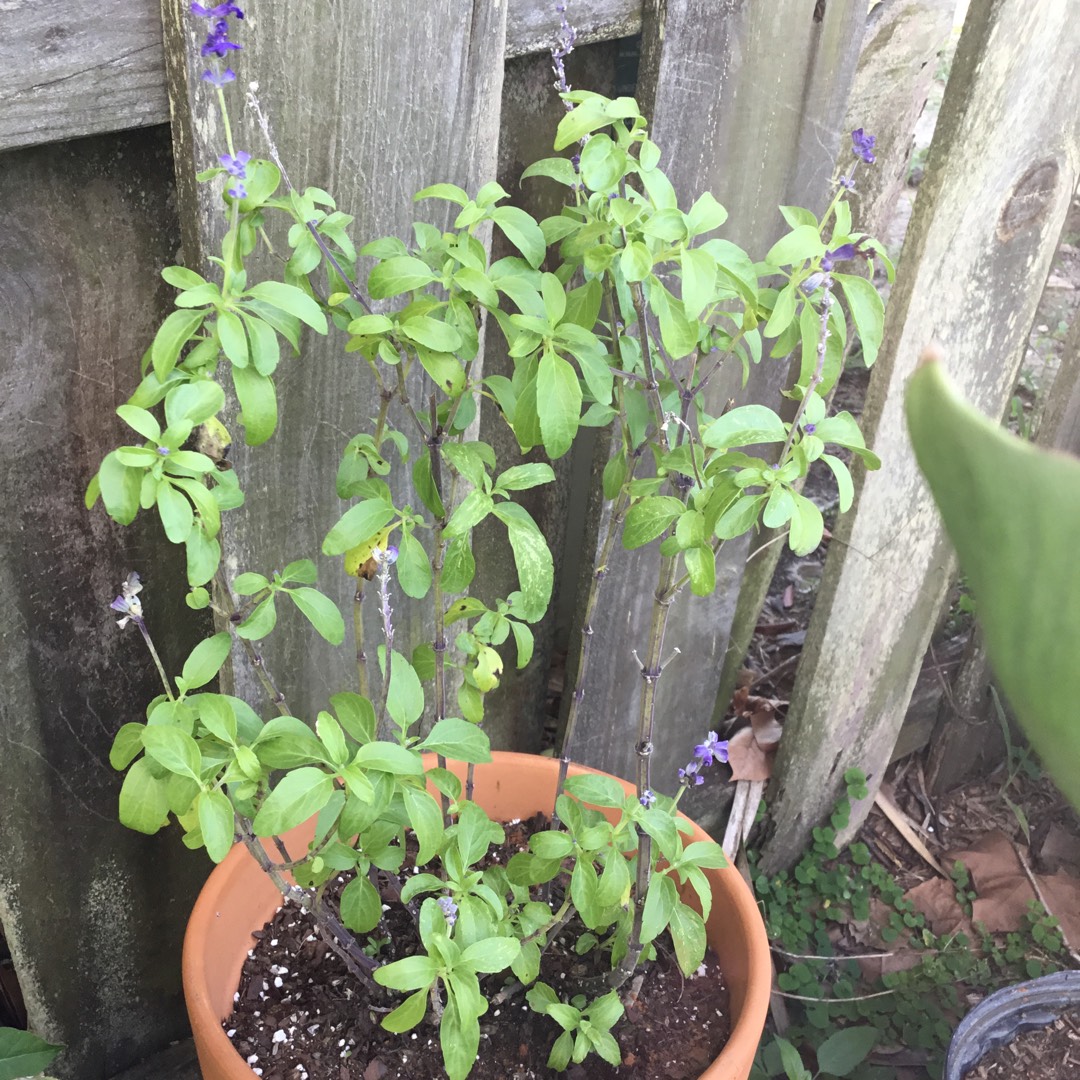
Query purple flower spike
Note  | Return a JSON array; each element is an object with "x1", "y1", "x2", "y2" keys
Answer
[
  {"x1": 192, "y1": 2, "x2": 244, "y2": 17},
  {"x1": 803, "y1": 423, "x2": 816, "y2": 435},
  {"x1": 694, "y1": 731, "x2": 729, "y2": 767},
  {"x1": 110, "y1": 572, "x2": 145, "y2": 629},
  {"x1": 219, "y1": 150, "x2": 251, "y2": 178},
  {"x1": 678, "y1": 761, "x2": 705, "y2": 787},
  {"x1": 373, "y1": 545, "x2": 399, "y2": 566},
  {"x1": 838, "y1": 174, "x2": 855, "y2": 191},
  {"x1": 202, "y1": 68, "x2": 237, "y2": 88},
  {"x1": 640, "y1": 789, "x2": 656, "y2": 808},
  {"x1": 438, "y1": 896, "x2": 458, "y2": 927},
  {"x1": 156, "y1": 446, "x2": 171, "y2": 455},
  {"x1": 851, "y1": 128, "x2": 876, "y2": 165},
  {"x1": 821, "y1": 243, "x2": 856, "y2": 272},
  {"x1": 201, "y1": 18, "x2": 242, "y2": 57}
]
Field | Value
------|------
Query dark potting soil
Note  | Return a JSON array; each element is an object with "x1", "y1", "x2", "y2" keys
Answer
[
  {"x1": 225, "y1": 815, "x2": 731, "y2": 1080},
  {"x1": 961, "y1": 1006, "x2": 1080, "y2": 1079}
]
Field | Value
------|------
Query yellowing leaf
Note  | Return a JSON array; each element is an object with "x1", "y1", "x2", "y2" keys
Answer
[{"x1": 344, "y1": 524, "x2": 397, "y2": 578}]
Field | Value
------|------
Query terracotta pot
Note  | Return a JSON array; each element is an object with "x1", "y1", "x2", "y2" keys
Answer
[{"x1": 184, "y1": 752, "x2": 771, "y2": 1079}]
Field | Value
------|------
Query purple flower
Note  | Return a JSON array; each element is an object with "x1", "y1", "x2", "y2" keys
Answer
[
  {"x1": 438, "y1": 896, "x2": 458, "y2": 927},
  {"x1": 803, "y1": 423, "x2": 816, "y2": 435},
  {"x1": 111, "y1": 572, "x2": 145, "y2": 629},
  {"x1": 639, "y1": 789, "x2": 656, "y2": 808},
  {"x1": 694, "y1": 731, "x2": 729, "y2": 767},
  {"x1": 192, "y1": 1, "x2": 244, "y2": 17},
  {"x1": 821, "y1": 244, "x2": 856, "y2": 272},
  {"x1": 156, "y1": 446, "x2": 171, "y2": 456},
  {"x1": 838, "y1": 174, "x2": 855, "y2": 191},
  {"x1": 678, "y1": 761, "x2": 704, "y2": 787},
  {"x1": 851, "y1": 128, "x2": 876, "y2": 165},
  {"x1": 202, "y1": 68, "x2": 236, "y2": 88},
  {"x1": 373, "y1": 545, "x2": 399, "y2": 566},
  {"x1": 201, "y1": 18, "x2": 242, "y2": 57},
  {"x1": 219, "y1": 150, "x2": 251, "y2": 178}
]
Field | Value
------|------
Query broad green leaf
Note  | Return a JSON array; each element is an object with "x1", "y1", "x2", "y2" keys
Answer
[
  {"x1": 331, "y1": 691, "x2": 376, "y2": 744},
  {"x1": 316, "y1": 710, "x2": 348, "y2": 765},
  {"x1": 490, "y1": 502, "x2": 553, "y2": 622},
  {"x1": 701, "y1": 404, "x2": 787, "y2": 450},
  {"x1": 680, "y1": 247, "x2": 717, "y2": 321},
  {"x1": 110, "y1": 722, "x2": 146, "y2": 770},
  {"x1": 815, "y1": 1026, "x2": 878, "y2": 1077},
  {"x1": 537, "y1": 350, "x2": 581, "y2": 459},
  {"x1": 640, "y1": 871, "x2": 678, "y2": 944},
  {"x1": 402, "y1": 786, "x2": 443, "y2": 864},
  {"x1": 494, "y1": 463, "x2": 555, "y2": 493},
  {"x1": 440, "y1": 992, "x2": 480, "y2": 1080},
  {"x1": 419, "y1": 717, "x2": 492, "y2": 763},
  {"x1": 509, "y1": 620, "x2": 534, "y2": 668},
  {"x1": 241, "y1": 312, "x2": 281, "y2": 376},
  {"x1": 322, "y1": 499, "x2": 396, "y2": 556},
  {"x1": 620, "y1": 241, "x2": 652, "y2": 283},
  {"x1": 373, "y1": 954, "x2": 439, "y2": 992},
  {"x1": 414, "y1": 182, "x2": 470, "y2": 206},
  {"x1": 396, "y1": 531, "x2": 432, "y2": 599},
  {"x1": 491, "y1": 206, "x2": 546, "y2": 269},
  {"x1": 253, "y1": 716, "x2": 328, "y2": 769},
  {"x1": 245, "y1": 281, "x2": 327, "y2": 333},
  {"x1": 381, "y1": 988, "x2": 428, "y2": 1034},
  {"x1": 460, "y1": 936, "x2": 520, "y2": 974},
  {"x1": 235, "y1": 595, "x2": 276, "y2": 640},
  {"x1": 355, "y1": 740, "x2": 424, "y2": 776},
  {"x1": 152, "y1": 309, "x2": 206, "y2": 379},
  {"x1": 216, "y1": 310, "x2": 249, "y2": 367},
  {"x1": 821, "y1": 453, "x2": 854, "y2": 512},
  {"x1": 765, "y1": 224, "x2": 826, "y2": 268},
  {"x1": 764, "y1": 282, "x2": 798, "y2": 339},
  {"x1": 554, "y1": 101, "x2": 612, "y2": 150},
  {"x1": 156, "y1": 480, "x2": 194, "y2": 543},
  {"x1": 0, "y1": 1027, "x2": 62, "y2": 1080},
  {"x1": 340, "y1": 874, "x2": 382, "y2": 933},
  {"x1": 521, "y1": 156, "x2": 578, "y2": 186},
  {"x1": 684, "y1": 544, "x2": 716, "y2": 596},
  {"x1": 442, "y1": 535, "x2": 475, "y2": 592},
  {"x1": 668, "y1": 901, "x2": 707, "y2": 975},
  {"x1": 835, "y1": 272, "x2": 884, "y2": 367},
  {"x1": 142, "y1": 726, "x2": 202, "y2": 781},
  {"x1": 686, "y1": 191, "x2": 728, "y2": 236},
  {"x1": 788, "y1": 492, "x2": 823, "y2": 556},
  {"x1": 117, "y1": 404, "x2": 161, "y2": 441},
  {"x1": 563, "y1": 772, "x2": 626, "y2": 808},
  {"x1": 232, "y1": 366, "x2": 277, "y2": 446},
  {"x1": 442, "y1": 490, "x2": 494, "y2": 540},
  {"x1": 198, "y1": 788, "x2": 235, "y2": 862},
  {"x1": 399, "y1": 315, "x2": 463, "y2": 352},
  {"x1": 907, "y1": 359, "x2": 1080, "y2": 811},
  {"x1": 96, "y1": 451, "x2": 141, "y2": 524},
  {"x1": 195, "y1": 693, "x2": 237, "y2": 745},
  {"x1": 118, "y1": 758, "x2": 169, "y2": 834},
  {"x1": 287, "y1": 587, "x2": 345, "y2": 645},
  {"x1": 251, "y1": 767, "x2": 334, "y2": 836},
  {"x1": 622, "y1": 496, "x2": 685, "y2": 549},
  {"x1": 182, "y1": 632, "x2": 232, "y2": 689}
]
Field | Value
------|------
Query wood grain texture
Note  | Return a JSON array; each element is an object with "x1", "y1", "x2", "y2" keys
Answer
[
  {"x1": 564, "y1": 0, "x2": 865, "y2": 797},
  {"x1": 0, "y1": 0, "x2": 169, "y2": 152},
  {"x1": 162, "y1": 0, "x2": 508, "y2": 719},
  {"x1": 1, "y1": 0, "x2": 640, "y2": 153},
  {"x1": 759, "y1": 0, "x2": 1080, "y2": 874},
  {"x1": 0, "y1": 128, "x2": 209, "y2": 1079}
]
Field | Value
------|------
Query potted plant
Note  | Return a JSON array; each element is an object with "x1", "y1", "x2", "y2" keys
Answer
[
  {"x1": 87, "y1": 3, "x2": 887, "y2": 1077},
  {"x1": 907, "y1": 351, "x2": 1080, "y2": 1079}
]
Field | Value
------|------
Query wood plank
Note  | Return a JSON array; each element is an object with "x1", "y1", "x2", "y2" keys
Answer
[
  {"x1": 758, "y1": 0, "x2": 1080, "y2": 874},
  {"x1": 161, "y1": 0, "x2": 508, "y2": 720},
  {"x1": 0, "y1": 127, "x2": 209, "y2": 1079},
  {"x1": 0, "y1": 0, "x2": 639, "y2": 153},
  {"x1": 563, "y1": 0, "x2": 866, "y2": 799}
]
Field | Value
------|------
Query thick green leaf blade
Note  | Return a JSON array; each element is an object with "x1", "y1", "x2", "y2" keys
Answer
[
  {"x1": 815, "y1": 1026, "x2": 877, "y2": 1077},
  {"x1": 182, "y1": 631, "x2": 232, "y2": 689},
  {"x1": 287, "y1": 587, "x2": 345, "y2": 645},
  {"x1": 232, "y1": 366, "x2": 277, "y2": 446},
  {"x1": 198, "y1": 788, "x2": 235, "y2": 862},
  {"x1": 244, "y1": 281, "x2": 327, "y2": 333},
  {"x1": 906, "y1": 358, "x2": 1080, "y2": 811},
  {"x1": 251, "y1": 767, "x2": 335, "y2": 836},
  {"x1": 537, "y1": 350, "x2": 581, "y2": 459},
  {"x1": 0, "y1": 1027, "x2": 63, "y2": 1080}
]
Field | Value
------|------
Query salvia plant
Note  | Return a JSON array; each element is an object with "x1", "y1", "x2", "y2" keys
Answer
[{"x1": 86, "y1": 3, "x2": 887, "y2": 1077}]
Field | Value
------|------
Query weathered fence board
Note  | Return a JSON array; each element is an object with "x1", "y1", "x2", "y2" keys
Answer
[
  {"x1": 161, "y1": 0, "x2": 509, "y2": 719},
  {"x1": 0, "y1": 128, "x2": 208, "y2": 1080},
  {"x1": 0, "y1": 0, "x2": 638, "y2": 154},
  {"x1": 564, "y1": 0, "x2": 867, "y2": 799},
  {"x1": 712, "y1": 0, "x2": 955, "y2": 758},
  {"x1": 760, "y1": 0, "x2": 1080, "y2": 874}
]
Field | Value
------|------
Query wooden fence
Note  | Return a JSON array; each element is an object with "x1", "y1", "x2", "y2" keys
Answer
[{"x1": 2, "y1": 0, "x2": 1078, "y2": 1075}]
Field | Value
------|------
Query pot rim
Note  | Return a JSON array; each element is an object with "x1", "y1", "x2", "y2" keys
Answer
[{"x1": 184, "y1": 750, "x2": 770, "y2": 1079}]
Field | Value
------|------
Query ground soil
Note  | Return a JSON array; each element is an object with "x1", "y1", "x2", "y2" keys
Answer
[
  {"x1": 962, "y1": 1007, "x2": 1080, "y2": 1079},
  {"x1": 224, "y1": 816, "x2": 730, "y2": 1080}
]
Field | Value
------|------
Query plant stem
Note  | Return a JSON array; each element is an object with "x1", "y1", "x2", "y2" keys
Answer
[
  {"x1": 373, "y1": 557, "x2": 395, "y2": 740},
  {"x1": 234, "y1": 815, "x2": 381, "y2": 992},
  {"x1": 353, "y1": 579, "x2": 368, "y2": 697},
  {"x1": 134, "y1": 620, "x2": 176, "y2": 702},
  {"x1": 629, "y1": 281, "x2": 671, "y2": 452}
]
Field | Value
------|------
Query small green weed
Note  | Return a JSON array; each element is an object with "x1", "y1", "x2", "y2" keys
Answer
[{"x1": 749, "y1": 770, "x2": 1069, "y2": 1078}]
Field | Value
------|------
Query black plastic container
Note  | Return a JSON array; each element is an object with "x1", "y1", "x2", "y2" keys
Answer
[{"x1": 945, "y1": 970, "x2": 1080, "y2": 1079}]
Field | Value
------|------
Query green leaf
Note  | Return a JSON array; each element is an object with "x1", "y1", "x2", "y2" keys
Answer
[
  {"x1": 251, "y1": 767, "x2": 335, "y2": 836},
  {"x1": 907, "y1": 359, "x2": 1080, "y2": 812},
  {"x1": 118, "y1": 758, "x2": 169, "y2": 834},
  {"x1": 442, "y1": 490, "x2": 494, "y2": 540},
  {"x1": 402, "y1": 786, "x2": 443, "y2": 864},
  {"x1": 287, "y1": 587, "x2": 345, "y2": 645},
  {"x1": 620, "y1": 241, "x2": 653, "y2": 283},
  {"x1": 419, "y1": 717, "x2": 492, "y2": 763},
  {"x1": 554, "y1": 101, "x2": 613, "y2": 149},
  {"x1": 399, "y1": 315, "x2": 463, "y2": 352},
  {"x1": 96, "y1": 451, "x2": 141, "y2": 524},
  {"x1": 117, "y1": 404, "x2": 161, "y2": 441},
  {"x1": 821, "y1": 453, "x2": 854, "y2": 512},
  {"x1": 460, "y1": 936, "x2": 520, "y2": 974},
  {"x1": 684, "y1": 545, "x2": 716, "y2": 597},
  {"x1": 373, "y1": 954, "x2": 439, "y2": 992},
  {"x1": 141, "y1": 726, "x2": 202, "y2": 781},
  {"x1": 198, "y1": 788, "x2": 235, "y2": 863},
  {"x1": 668, "y1": 902, "x2": 707, "y2": 975},
  {"x1": 715, "y1": 493, "x2": 765, "y2": 539},
  {"x1": 241, "y1": 312, "x2": 281, "y2": 376},
  {"x1": 491, "y1": 206, "x2": 546, "y2": 269},
  {"x1": 235, "y1": 595, "x2": 277, "y2": 641},
  {"x1": 622, "y1": 496, "x2": 685, "y2": 549},
  {"x1": 490, "y1": 502, "x2": 553, "y2": 622},
  {"x1": 253, "y1": 716, "x2": 328, "y2": 768},
  {"x1": 396, "y1": 531, "x2": 432, "y2": 599},
  {"x1": 244, "y1": 281, "x2": 327, "y2": 333},
  {"x1": 110, "y1": 723, "x2": 146, "y2": 769},
  {"x1": 182, "y1": 632, "x2": 231, "y2": 689},
  {"x1": 232, "y1": 365, "x2": 277, "y2": 446},
  {"x1": 563, "y1": 773, "x2": 626, "y2": 808},
  {"x1": 156, "y1": 480, "x2": 194, "y2": 543},
  {"x1": 340, "y1": 874, "x2": 383, "y2": 933},
  {"x1": 686, "y1": 191, "x2": 728, "y2": 236},
  {"x1": 355, "y1": 739, "x2": 424, "y2": 776},
  {"x1": 765, "y1": 224, "x2": 826, "y2": 267},
  {"x1": 509, "y1": 620, "x2": 534, "y2": 668},
  {"x1": 815, "y1": 1027, "x2": 878, "y2": 1077},
  {"x1": 216, "y1": 310, "x2": 249, "y2": 367},
  {"x1": 640, "y1": 872, "x2": 678, "y2": 944},
  {"x1": 381, "y1": 988, "x2": 429, "y2": 1034},
  {"x1": 440, "y1": 991, "x2": 481, "y2": 1080},
  {"x1": 680, "y1": 247, "x2": 717, "y2": 321},
  {"x1": 701, "y1": 405, "x2": 787, "y2": 450},
  {"x1": 494, "y1": 463, "x2": 555, "y2": 493},
  {"x1": 764, "y1": 282, "x2": 798, "y2": 339},
  {"x1": 835, "y1": 273, "x2": 884, "y2": 367},
  {"x1": 414, "y1": 182, "x2": 470, "y2": 206},
  {"x1": 331, "y1": 691, "x2": 376, "y2": 744},
  {"x1": 0, "y1": 1027, "x2": 63, "y2": 1080},
  {"x1": 521, "y1": 156, "x2": 578, "y2": 186},
  {"x1": 537, "y1": 350, "x2": 581, "y2": 459},
  {"x1": 442, "y1": 535, "x2": 475, "y2": 593},
  {"x1": 322, "y1": 499, "x2": 396, "y2": 556},
  {"x1": 195, "y1": 693, "x2": 237, "y2": 745},
  {"x1": 788, "y1": 492, "x2": 823, "y2": 556},
  {"x1": 152, "y1": 309, "x2": 206, "y2": 379}
]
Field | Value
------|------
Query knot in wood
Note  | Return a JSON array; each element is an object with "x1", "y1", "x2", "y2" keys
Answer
[
  {"x1": 997, "y1": 159, "x2": 1059, "y2": 242},
  {"x1": 636, "y1": 740, "x2": 653, "y2": 758}
]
